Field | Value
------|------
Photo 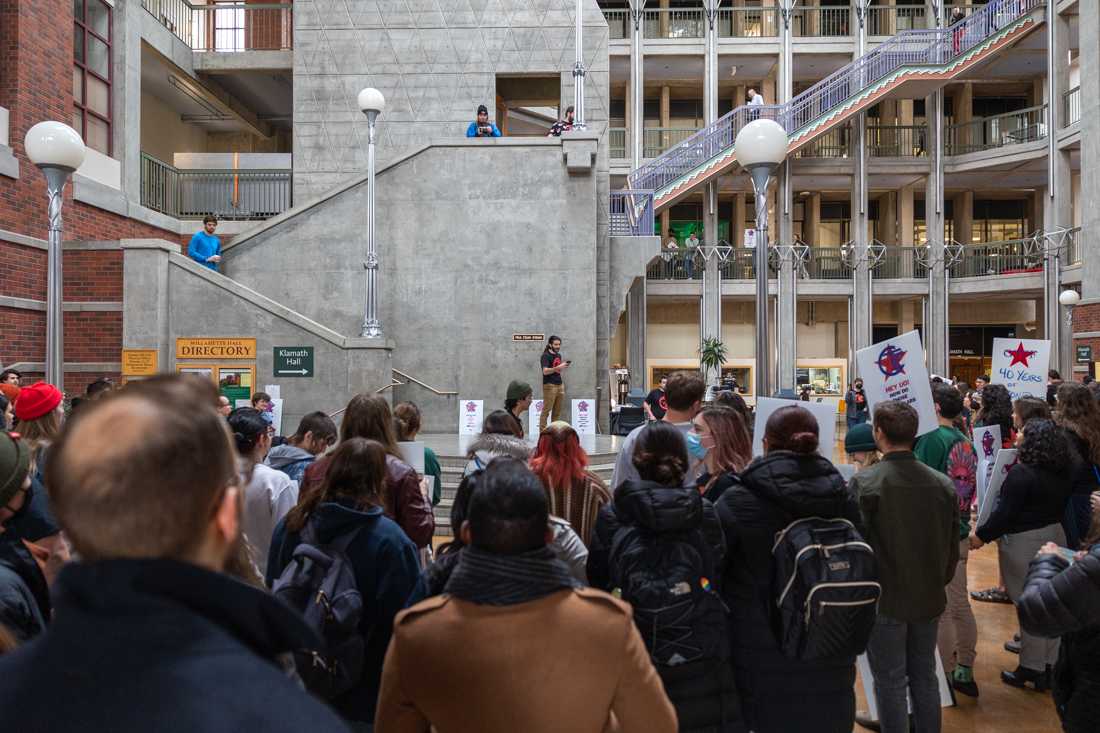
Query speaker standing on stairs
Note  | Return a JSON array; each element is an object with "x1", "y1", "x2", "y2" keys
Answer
[{"x1": 540, "y1": 335, "x2": 569, "y2": 433}]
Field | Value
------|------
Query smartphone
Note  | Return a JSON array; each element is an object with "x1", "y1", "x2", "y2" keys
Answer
[
  {"x1": 566, "y1": 360, "x2": 573, "y2": 365},
  {"x1": 1056, "y1": 547, "x2": 1077, "y2": 565}
]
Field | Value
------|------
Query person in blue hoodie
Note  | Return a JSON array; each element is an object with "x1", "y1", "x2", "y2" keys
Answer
[
  {"x1": 465, "y1": 104, "x2": 502, "y2": 137},
  {"x1": 265, "y1": 411, "x2": 338, "y2": 484},
  {"x1": 267, "y1": 437, "x2": 424, "y2": 730},
  {"x1": 188, "y1": 215, "x2": 222, "y2": 270}
]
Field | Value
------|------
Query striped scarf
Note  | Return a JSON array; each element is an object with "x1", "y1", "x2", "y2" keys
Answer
[{"x1": 443, "y1": 545, "x2": 579, "y2": 606}]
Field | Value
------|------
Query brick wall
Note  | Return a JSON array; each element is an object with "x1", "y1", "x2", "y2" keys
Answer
[
  {"x1": 1072, "y1": 302, "x2": 1100, "y2": 380},
  {"x1": 64, "y1": 249, "x2": 123, "y2": 301}
]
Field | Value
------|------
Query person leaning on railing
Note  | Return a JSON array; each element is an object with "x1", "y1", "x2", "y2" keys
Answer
[{"x1": 466, "y1": 105, "x2": 501, "y2": 138}]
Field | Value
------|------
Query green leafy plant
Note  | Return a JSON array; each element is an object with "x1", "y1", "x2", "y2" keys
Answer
[{"x1": 699, "y1": 336, "x2": 728, "y2": 385}]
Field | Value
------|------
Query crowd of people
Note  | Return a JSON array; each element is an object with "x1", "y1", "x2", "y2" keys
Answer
[{"x1": 0, "y1": 366, "x2": 1097, "y2": 733}]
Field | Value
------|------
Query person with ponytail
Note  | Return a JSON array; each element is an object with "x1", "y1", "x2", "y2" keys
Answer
[
  {"x1": 267, "y1": 438, "x2": 424, "y2": 729},
  {"x1": 228, "y1": 407, "x2": 297, "y2": 572},
  {"x1": 714, "y1": 405, "x2": 861, "y2": 732}
]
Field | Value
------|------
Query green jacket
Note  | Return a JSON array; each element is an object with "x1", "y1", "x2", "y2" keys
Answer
[{"x1": 851, "y1": 451, "x2": 960, "y2": 623}]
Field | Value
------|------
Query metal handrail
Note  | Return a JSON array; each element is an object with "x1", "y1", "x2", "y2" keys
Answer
[
  {"x1": 643, "y1": 127, "x2": 699, "y2": 158},
  {"x1": 628, "y1": 0, "x2": 1042, "y2": 194},
  {"x1": 611, "y1": 190, "x2": 656, "y2": 237},
  {"x1": 605, "y1": 9, "x2": 629, "y2": 40},
  {"x1": 391, "y1": 369, "x2": 458, "y2": 396},
  {"x1": 1063, "y1": 86, "x2": 1081, "y2": 127},
  {"x1": 643, "y1": 8, "x2": 706, "y2": 39},
  {"x1": 867, "y1": 5, "x2": 927, "y2": 35},
  {"x1": 717, "y1": 6, "x2": 780, "y2": 38},
  {"x1": 946, "y1": 104, "x2": 1047, "y2": 154},
  {"x1": 141, "y1": 0, "x2": 293, "y2": 51},
  {"x1": 609, "y1": 127, "x2": 627, "y2": 159},
  {"x1": 867, "y1": 124, "x2": 928, "y2": 157},
  {"x1": 140, "y1": 152, "x2": 292, "y2": 221},
  {"x1": 791, "y1": 6, "x2": 852, "y2": 37},
  {"x1": 794, "y1": 127, "x2": 850, "y2": 158}
]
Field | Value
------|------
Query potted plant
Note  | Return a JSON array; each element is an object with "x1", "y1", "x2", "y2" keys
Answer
[{"x1": 699, "y1": 336, "x2": 728, "y2": 389}]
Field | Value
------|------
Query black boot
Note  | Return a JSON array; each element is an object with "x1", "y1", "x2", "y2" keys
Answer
[{"x1": 1001, "y1": 665, "x2": 1050, "y2": 692}]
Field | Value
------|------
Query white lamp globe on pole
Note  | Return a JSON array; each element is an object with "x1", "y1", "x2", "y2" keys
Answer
[
  {"x1": 1059, "y1": 289, "x2": 1081, "y2": 307},
  {"x1": 734, "y1": 118, "x2": 788, "y2": 399},
  {"x1": 358, "y1": 88, "x2": 386, "y2": 338},
  {"x1": 24, "y1": 121, "x2": 86, "y2": 389}
]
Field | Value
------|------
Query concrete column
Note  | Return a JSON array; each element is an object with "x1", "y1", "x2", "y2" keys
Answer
[
  {"x1": 627, "y1": 277, "x2": 647, "y2": 390},
  {"x1": 701, "y1": 0, "x2": 722, "y2": 362},
  {"x1": 660, "y1": 0, "x2": 670, "y2": 37},
  {"x1": 899, "y1": 184, "x2": 915, "y2": 245},
  {"x1": 851, "y1": 4, "x2": 873, "y2": 360},
  {"x1": 955, "y1": 190, "x2": 974, "y2": 245},
  {"x1": 733, "y1": 193, "x2": 746, "y2": 247},
  {"x1": 900, "y1": 299, "x2": 916, "y2": 334},
  {"x1": 630, "y1": 2, "x2": 645, "y2": 167},
  {"x1": 807, "y1": 193, "x2": 821, "y2": 245},
  {"x1": 115, "y1": 0, "x2": 143, "y2": 200},
  {"x1": 899, "y1": 100, "x2": 914, "y2": 126},
  {"x1": 1046, "y1": 6, "x2": 1074, "y2": 373},
  {"x1": 777, "y1": 3, "x2": 797, "y2": 391},
  {"x1": 880, "y1": 192, "x2": 897, "y2": 245},
  {"x1": 660, "y1": 210, "x2": 671, "y2": 240},
  {"x1": 957, "y1": 83, "x2": 974, "y2": 125},
  {"x1": 926, "y1": 89, "x2": 948, "y2": 374},
  {"x1": 660, "y1": 85, "x2": 670, "y2": 153}
]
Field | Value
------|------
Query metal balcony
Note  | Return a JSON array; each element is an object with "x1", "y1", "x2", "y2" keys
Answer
[
  {"x1": 140, "y1": 153, "x2": 292, "y2": 220},
  {"x1": 142, "y1": 0, "x2": 293, "y2": 51}
]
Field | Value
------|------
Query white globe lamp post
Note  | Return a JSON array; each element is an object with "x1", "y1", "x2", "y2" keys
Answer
[{"x1": 357, "y1": 88, "x2": 386, "y2": 338}]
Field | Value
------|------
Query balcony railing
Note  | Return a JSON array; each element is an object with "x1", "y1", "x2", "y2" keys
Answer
[
  {"x1": 867, "y1": 5, "x2": 927, "y2": 36},
  {"x1": 792, "y1": 6, "x2": 852, "y2": 37},
  {"x1": 802, "y1": 248, "x2": 852, "y2": 279},
  {"x1": 868, "y1": 124, "x2": 928, "y2": 157},
  {"x1": 605, "y1": 9, "x2": 629, "y2": 40},
  {"x1": 874, "y1": 247, "x2": 929, "y2": 278},
  {"x1": 795, "y1": 127, "x2": 850, "y2": 158},
  {"x1": 644, "y1": 127, "x2": 699, "y2": 158},
  {"x1": 610, "y1": 127, "x2": 627, "y2": 159},
  {"x1": 140, "y1": 153, "x2": 292, "y2": 220},
  {"x1": 952, "y1": 239, "x2": 1042, "y2": 277},
  {"x1": 946, "y1": 104, "x2": 1047, "y2": 155},
  {"x1": 718, "y1": 6, "x2": 780, "y2": 38},
  {"x1": 610, "y1": 190, "x2": 655, "y2": 237},
  {"x1": 1063, "y1": 86, "x2": 1080, "y2": 127},
  {"x1": 643, "y1": 8, "x2": 705, "y2": 39},
  {"x1": 141, "y1": 0, "x2": 293, "y2": 51}
]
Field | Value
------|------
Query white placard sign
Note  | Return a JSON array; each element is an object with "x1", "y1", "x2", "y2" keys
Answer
[
  {"x1": 977, "y1": 448, "x2": 1017, "y2": 528},
  {"x1": 398, "y1": 441, "x2": 425, "y2": 475},
  {"x1": 263, "y1": 384, "x2": 281, "y2": 400},
  {"x1": 572, "y1": 398, "x2": 596, "y2": 435},
  {"x1": 856, "y1": 330, "x2": 938, "y2": 437},
  {"x1": 744, "y1": 228, "x2": 757, "y2": 249},
  {"x1": 991, "y1": 338, "x2": 1050, "y2": 400},
  {"x1": 751, "y1": 397, "x2": 837, "y2": 458},
  {"x1": 972, "y1": 425, "x2": 1002, "y2": 464},
  {"x1": 459, "y1": 399, "x2": 484, "y2": 435},
  {"x1": 528, "y1": 400, "x2": 544, "y2": 435}
]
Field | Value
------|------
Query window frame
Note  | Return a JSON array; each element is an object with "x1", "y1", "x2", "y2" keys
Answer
[{"x1": 73, "y1": 0, "x2": 113, "y2": 156}]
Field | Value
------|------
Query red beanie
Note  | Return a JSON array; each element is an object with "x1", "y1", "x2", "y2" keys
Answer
[{"x1": 14, "y1": 383, "x2": 63, "y2": 422}]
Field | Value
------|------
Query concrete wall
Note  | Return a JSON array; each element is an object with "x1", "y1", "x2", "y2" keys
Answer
[
  {"x1": 292, "y1": 0, "x2": 611, "y2": 200},
  {"x1": 121, "y1": 240, "x2": 393, "y2": 432},
  {"x1": 222, "y1": 137, "x2": 602, "y2": 431},
  {"x1": 141, "y1": 91, "x2": 209, "y2": 162}
]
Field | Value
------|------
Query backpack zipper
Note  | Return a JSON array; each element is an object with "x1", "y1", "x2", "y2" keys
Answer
[
  {"x1": 772, "y1": 517, "x2": 857, "y2": 553},
  {"x1": 776, "y1": 542, "x2": 876, "y2": 606},
  {"x1": 803, "y1": 582, "x2": 882, "y2": 627}
]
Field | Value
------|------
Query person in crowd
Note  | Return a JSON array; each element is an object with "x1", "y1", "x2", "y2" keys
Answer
[
  {"x1": 844, "y1": 422, "x2": 880, "y2": 472},
  {"x1": 665, "y1": 229, "x2": 679, "y2": 254},
  {"x1": 692, "y1": 406, "x2": 751, "y2": 502},
  {"x1": 845, "y1": 378, "x2": 869, "y2": 428},
  {"x1": 84, "y1": 378, "x2": 113, "y2": 401},
  {"x1": 266, "y1": 411, "x2": 337, "y2": 484},
  {"x1": 714, "y1": 390, "x2": 753, "y2": 435},
  {"x1": 1014, "y1": 396, "x2": 1052, "y2": 432},
  {"x1": 1048, "y1": 370, "x2": 1064, "y2": 407},
  {"x1": 393, "y1": 401, "x2": 443, "y2": 506},
  {"x1": 217, "y1": 394, "x2": 232, "y2": 417},
  {"x1": 588, "y1": 421, "x2": 734, "y2": 731},
  {"x1": 916, "y1": 383, "x2": 980, "y2": 697},
  {"x1": 187, "y1": 214, "x2": 222, "y2": 271},
  {"x1": 716, "y1": 405, "x2": 861, "y2": 733},
  {"x1": 0, "y1": 370, "x2": 20, "y2": 387},
  {"x1": 529, "y1": 420, "x2": 610, "y2": 547},
  {"x1": 302, "y1": 394, "x2": 434, "y2": 549},
  {"x1": 0, "y1": 394, "x2": 11, "y2": 432},
  {"x1": 426, "y1": 463, "x2": 588, "y2": 592},
  {"x1": 547, "y1": 105, "x2": 575, "y2": 137},
  {"x1": 268, "y1": 437, "x2": 423, "y2": 730},
  {"x1": 973, "y1": 418, "x2": 1073, "y2": 691},
  {"x1": 8, "y1": 383, "x2": 67, "y2": 562},
  {"x1": 376, "y1": 458, "x2": 679, "y2": 733},
  {"x1": 1017, "y1": 523, "x2": 1100, "y2": 733},
  {"x1": 955, "y1": 380, "x2": 973, "y2": 432},
  {"x1": 951, "y1": 6, "x2": 966, "y2": 53},
  {"x1": 977, "y1": 383, "x2": 1016, "y2": 442},
  {"x1": 799, "y1": 384, "x2": 812, "y2": 402},
  {"x1": 612, "y1": 371, "x2": 706, "y2": 490},
  {"x1": 503, "y1": 381, "x2": 533, "y2": 439},
  {"x1": 644, "y1": 375, "x2": 669, "y2": 422},
  {"x1": 228, "y1": 407, "x2": 298, "y2": 572},
  {"x1": 747, "y1": 87, "x2": 764, "y2": 120},
  {"x1": 852, "y1": 401, "x2": 959, "y2": 733},
  {"x1": 0, "y1": 432, "x2": 50, "y2": 643},
  {"x1": 539, "y1": 335, "x2": 569, "y2": 432},
  {"x1": 0, "y1": 376, "x2": 350, "y2": 733},
  {"x1": 465, "y1": 104, "x2": 502, "y2": 137},
  {"x1": 1054, "y1": 383, "x2": 1100, "y2": 549},
  {"x1": 464, "y1": 410, "x2": 531, "y2": 475},
  {"x1": 251, "y1": 391, "x2": 273, "y2": 413}
]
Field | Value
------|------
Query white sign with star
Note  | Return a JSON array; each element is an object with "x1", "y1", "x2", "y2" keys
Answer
[
  {"x1": 855, "y1": 329, "x2": 937, "y2": 436},
  {"x1": 990, "y1": 337, "x2": 1050, "y2": 400}
]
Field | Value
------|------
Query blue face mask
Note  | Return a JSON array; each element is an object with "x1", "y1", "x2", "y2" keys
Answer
[{"x1": 686, "y1": 431, "x2": 708, "y2": 460}]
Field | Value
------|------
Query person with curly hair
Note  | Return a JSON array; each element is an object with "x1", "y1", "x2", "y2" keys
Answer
[
  {"x1": 973, "y1": 418, "x2": 1074, "y2": 691},
  {"x1": 976, "y1": 383, "x2": 1016, "y2": 447},
  {"x1": 1055, "y1": 383, "x2": 1100, "y2": 548}
]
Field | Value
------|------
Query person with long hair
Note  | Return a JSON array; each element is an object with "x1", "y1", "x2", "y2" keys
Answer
[
  {"x1": 301, "y1": 394, "x2": 434, "y2": 548},
  {"x1": 973, "y1": 418, "x2": 1074, "y2": 691},
  {"x1": 8, "y1": 384, "x2": 67, "y2": 563},
  {"x1": 393, "y1": 401, "x2": 443, "y2": 507},
  {"x1": 717, "y1": 406, "x2": 862, "y2": 733},
  {"x1": 529, "y1": 421, "x2": 610, "y2": 546},
  {"x1": 690, "y1": 407, "x2": 751, "y2": 502},
  {"x1": 976, "y1": 384, "x2": 1016, "y2": 446},
  {"x1": 464, "y1": 409, "x2": 530, "y2": 476},
  {"x1": 1055, "y1": 383, "x2": 1100, "y2": 548},
  {"x1": 1017, "y1": 513, "x2": 1100, "y2": 733},
  {"x1": 268, "y1": 438, "x2": 423, "y2": 729},
  {"x1": 713, "y1": 390, "x2": 754, "y2": 438}
]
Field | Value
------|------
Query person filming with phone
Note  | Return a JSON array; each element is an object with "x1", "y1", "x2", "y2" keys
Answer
[
  {"x1": 466, "y1": 104, "x2": 501, "y2": 138},
  {"x1": 539, "y1": 336, "x2": 569, "y2": 432}
]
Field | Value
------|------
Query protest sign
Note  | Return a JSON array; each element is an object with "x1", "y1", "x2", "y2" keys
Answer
[
  {"x1": 990, "y1": 338, "x2": 1050, "y2": 400},
  {"x1": 752, "y1": 397, "x2": 837, "y2": 458},
  {"x1": 855, "y1": 330, "x2": 937, "y2": 436}
]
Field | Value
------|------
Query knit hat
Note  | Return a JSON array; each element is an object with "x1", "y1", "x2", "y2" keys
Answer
[
  {"x1": 0, "y1": 432, "x2": 30, "y2": 511},
  {"x1": 0, "y1": 383, "x2": 19, "y2": 405},
  {"x1": 14, "y1": 382, "x2": 63, "y2": 422},
  {"x1": 844, "y1": 422, "x2": 877, "y2": 454},
  {"x1": 477, "y1": 104, "x2": 488, "y2": 115},
  {"x1": 506, "y1": 380, "x2": 532, "y2": 402}
]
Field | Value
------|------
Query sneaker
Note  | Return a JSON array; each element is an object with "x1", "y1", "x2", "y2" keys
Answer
[
  {"x1": 952, "y1": 665, "x2": 980, "y2": 698},
  {"x1": 1001, "y1": 665, "x2": 1050, "y2": 692},
  {"x1": 1004, "y1": 639, "x2": 1021, "y2": 654},
  {"x1": 971, "y1": 586, "x2": 1012, "y2": 604},
  {"x1": 854, "y1": 713, "x2": 880, "y2": 732}
]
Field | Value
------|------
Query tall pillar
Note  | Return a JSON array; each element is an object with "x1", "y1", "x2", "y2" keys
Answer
[
  {"x1": 627, "y1": 278, "x2": 647, "y2": 389},
  {"x1": 851, "y1": 1, "x2": 873, "y2": 366},
  {"x1": 629, "y1": 1, "x2": 646, "y2": 168},
  {"x1": 880, "y1": 192, "x2": 897, "y2": 244},
  {"x1": 1046, "y1": 4, "x2": 1073, "y2": 374},
  {"x1": 776, "y1": 0, "x2": 797, "y2": 392},
  {"x1": 954, "y1": 191, "x2": 973, "y2": 245},
  {"x1": 733, "y1": 193, "x2": 746, "y2": 247},
  {"x1": 921, "y1": 0, "x2": 948, "y2": 372},
  {"x1": 899, "y1": 184, "x2": 915, "y2": 245},
  {"x1": 660, "y1": 85, "x2": 671, "y2": 154},
  {"x1": 701, "y1": 1, "x2": 722, "y2": 360},
  {"x1": 807, "y1": 193, "x2": 821, "y2": 245}
]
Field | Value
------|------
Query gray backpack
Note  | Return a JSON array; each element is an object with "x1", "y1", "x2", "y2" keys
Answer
[{"x1": 272, "y1": 522, "x2": 366, "y2": 699}]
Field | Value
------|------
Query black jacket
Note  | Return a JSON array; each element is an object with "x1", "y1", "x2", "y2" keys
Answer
[
  {"x1": 587, "y1": 479, "x2": 740, "y2": 733},
  {"x1": 0, "y1": 558, "x2": 350, "y2": 733},
  {"x1": 715, "y1": 451, "x2": 862, "y2": 733},
  {"x1": 0, "y1": 534, "x2": 50, "y2": 642},
  {"x1": 698, "y1": 470, "x2": 738, "y2": 504},
  {"x1": 1017, "y1": 547, "x2": 1100, "y2": 733},
  {"x1": 977, "y1": 462, "x2": 1072, "y2": 543}
]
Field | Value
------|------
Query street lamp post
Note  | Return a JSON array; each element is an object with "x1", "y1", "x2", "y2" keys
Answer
[
  {"x1": 572, "y1": 0, "x2": 587, "y2": 129},
  {"x1": 1059, "y1": 288, "x2": 1080, "y2": 374},
  {"x1": 23, "y1": 121, "x2": 85, "y2": 389},
  {"x1": 735, "y1": 119, "x2": 789, "y2": 399},
  {"x1": 357, "y1": 88, "x2": 386, "y2": 339}
]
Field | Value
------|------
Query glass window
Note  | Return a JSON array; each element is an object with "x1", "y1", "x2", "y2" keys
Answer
[
  {"x1": 86, "y1": 0, "x2": 110, "y2": 37},
  {"x1": 73, "y1": 0, "x2": 111, "y2": 155},
  {"x1": 797, "y1": 366, "x2": 843, "y2": 396}
]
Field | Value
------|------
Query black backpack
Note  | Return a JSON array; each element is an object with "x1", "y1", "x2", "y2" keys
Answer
[
  {"x1": 272, "y1": 522, "x2": 366, "y2": 699},
  {"x1": 608, "y1": 520, "x2": 727, "y2": 668},
  {"x1": 771, "y1": 517, "x2": 880, "y2": 661}
]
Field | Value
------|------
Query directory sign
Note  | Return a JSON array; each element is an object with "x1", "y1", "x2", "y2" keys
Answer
[
  {"x1": 991, "y1": 338, "x2": 1050, "y2": 400},
  {"x1": 855, "y1": 330, "x2": 937, "y2": 437}
]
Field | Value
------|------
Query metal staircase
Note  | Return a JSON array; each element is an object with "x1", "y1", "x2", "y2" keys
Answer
[{"x1": 626, "y1": 0, "x2": 1046, "y2": 214}]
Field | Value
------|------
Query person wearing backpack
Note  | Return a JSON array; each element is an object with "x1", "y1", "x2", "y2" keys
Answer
[
  {"x1": 587, "y1": 421, "x2": 739, "y2": 732},
  {"x1": 714, "y1": 405, "x2": 867, "y2": 733},
  {"x1": 851, "y1": 401, "x2": 959, "y2": 733},
  {"x1": 268, "y1": 438, "x2": 424, "y2": 730}
]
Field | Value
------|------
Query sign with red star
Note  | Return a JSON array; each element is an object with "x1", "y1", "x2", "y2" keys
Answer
[
  {"x1": 1004, "y1": 342, "x2": 1038, "y2": 367},
  {"x1": 856, "y1": 330, "x2": 938, "y2": 437},
  {"x1": 991, "y1": 337, "x2": 1050, "y2": 400}
]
